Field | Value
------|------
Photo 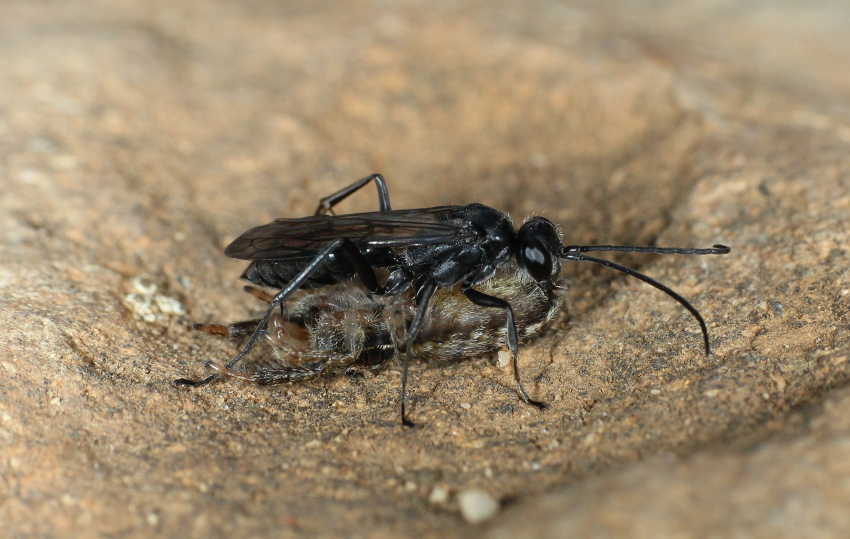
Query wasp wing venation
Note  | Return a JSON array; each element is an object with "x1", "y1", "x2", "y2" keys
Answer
[{"x1": 224, "y1": 206, "x2": 472, "y2": 260}]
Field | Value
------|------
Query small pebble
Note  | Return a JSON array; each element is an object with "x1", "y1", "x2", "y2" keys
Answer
[
  {"x1": 458, "y1": 489, "x2": 499, "y2": 524},
  {"x1": 428, "y1": 485, "x2": 449, "y2": 505}
]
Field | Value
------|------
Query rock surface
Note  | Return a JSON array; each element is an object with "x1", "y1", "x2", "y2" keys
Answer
[{"x1": 1, "y1": 1, "x2": 849, "y2": 537}]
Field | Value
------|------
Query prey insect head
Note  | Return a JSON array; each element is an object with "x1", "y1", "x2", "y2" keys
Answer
[{"x1": 516, "y1": 216, "x2": 563, "y2": 283}]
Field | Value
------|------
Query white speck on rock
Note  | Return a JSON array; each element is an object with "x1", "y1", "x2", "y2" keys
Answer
[
  {"x1": 458, "y1": 489, "x2": 499, "y2": 524},
  {"x1": 428, "y1": 485, "x2": 449, "y2": 505}
]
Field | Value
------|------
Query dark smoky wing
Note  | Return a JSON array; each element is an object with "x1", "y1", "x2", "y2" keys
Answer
[{"x1": 224, "y1": 206, "x2": 471, "y2": 260}]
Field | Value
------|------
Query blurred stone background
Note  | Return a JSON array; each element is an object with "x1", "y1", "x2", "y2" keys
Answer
[{"x1": 1, "y1": 0, "x2": 849, "y2": 537}]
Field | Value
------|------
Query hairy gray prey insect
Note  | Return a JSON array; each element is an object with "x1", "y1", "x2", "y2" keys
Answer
[
  {"x1": 193, "y1": 264, "x2": 565, "y2": 390},
  {"x1": 176, "y1": 174, "x2": 730, "y2": 426}
]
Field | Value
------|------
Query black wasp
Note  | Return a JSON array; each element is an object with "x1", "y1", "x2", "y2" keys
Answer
[{"x1": 176, "y1": 174, "x2": 730, "y2": 426}]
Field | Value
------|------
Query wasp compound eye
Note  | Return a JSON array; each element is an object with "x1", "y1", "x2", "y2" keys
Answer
[
  {"x1": 516, "y1": 217, "x2": 561, "y2": 282},
  {"x1": 519, "y1": 238, "x2": 553, "y2": 282}
]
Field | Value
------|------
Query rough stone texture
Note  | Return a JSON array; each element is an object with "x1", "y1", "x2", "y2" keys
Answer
[{"x1": 1, "y1": 1, "x2": 848, "y2": 537}]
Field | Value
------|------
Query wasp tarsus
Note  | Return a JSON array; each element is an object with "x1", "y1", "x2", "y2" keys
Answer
[{"x1": 175, "y1": 173, "x2": 730, "y2": 426}]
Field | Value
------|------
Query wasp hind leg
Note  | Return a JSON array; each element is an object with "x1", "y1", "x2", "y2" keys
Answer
[{"x1": 314, "y1": 173, "x2": 391, "y2": 215}]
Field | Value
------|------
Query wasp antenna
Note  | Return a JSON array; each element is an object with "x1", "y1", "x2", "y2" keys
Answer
[
  {"x1": 562, "y1": 244, "x2": 730, "y2": 256},
  {"x1": 560, "y1": 252, "x2": 713, "y2": 355}
]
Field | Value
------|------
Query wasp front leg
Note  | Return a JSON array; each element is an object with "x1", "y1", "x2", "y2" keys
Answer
[{"x1": 461, "y1": 285, "x2": 547, "y2": 410}]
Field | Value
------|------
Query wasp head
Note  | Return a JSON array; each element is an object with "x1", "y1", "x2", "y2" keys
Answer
[{"x1": 515, "y1": 216, "x2": 563, "y2": 283}]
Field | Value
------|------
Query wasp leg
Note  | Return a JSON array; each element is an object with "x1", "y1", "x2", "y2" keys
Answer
[
  {"x1": 461, "y1": 286, "x2": 547, "y2": 410},
  {"x1": 314, "y1": 173, "x2": 391, "y2": 215},
  {"x1": 175, "y1": 237, "x2": 387, "y2": 388},
  {"x1": 400, "y1": 278, "x2": 438, "y2": 428}
]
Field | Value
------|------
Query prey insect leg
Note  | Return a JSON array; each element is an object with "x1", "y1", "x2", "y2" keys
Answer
[
  {"x1": 243, "y1": 285, "x2": 275, "y2": 304},
  {"x1": 314, "y1": 173, "x2": 391, "y2": 215},
  {"x1": 175, "y1": 238, "x2": 386, "y2": 387},
  {"x1": 190, "y1": 287, "x2": 276, "y2": 337},
  {"x1": 193, "y1": 320, "x2": 262, "y2": 339},
  {"x1": 462, "y1": 286, "x2": 547, "y2": 409}
]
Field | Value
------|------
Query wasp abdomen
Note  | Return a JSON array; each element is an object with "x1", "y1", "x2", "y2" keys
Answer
[{"x1": 242, "y1": 260, "x2": 342, "y2": 290}]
